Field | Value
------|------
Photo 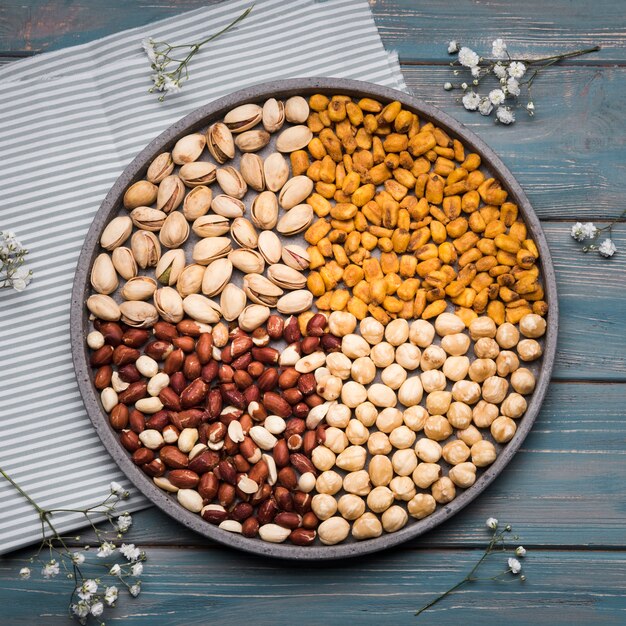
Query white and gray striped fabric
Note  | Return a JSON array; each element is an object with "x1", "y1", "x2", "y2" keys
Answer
[{"x1": 0, "y1": 0, "x2": 406, "y2": 554}]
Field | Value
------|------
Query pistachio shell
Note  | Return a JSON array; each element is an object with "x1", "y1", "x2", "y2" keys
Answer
[
  {"x1": 146, "y1": 152, "x2": 175, "y2": 184},
  {"x1": 211, "y1": 195, "x2": 245, "y2": 219},
  {"x1": 159, "y1": 211, "x2": 190, "y2": 249},
  {"x1": 276, "y1": 204, "x2": 314, "y2": 236},
  {"x1": 154, "y1": 286, "x2": 184, "y2": 323},
  {"x1": 130, "y1": 231, "x2": 161, "y2": 268},
  {"x1": 257, "y1": 230, "x2": 282, "y2": 265},
  {"x1": 130, "y1": 206, "x2": 167, "y2": 231},
  {"x1": 235, "y1": 129, "x2": 271, "y2": 153},
  {"x1": 206, "y1": 122, "x2": 235, "y2": 164},
  {"x1": 119, "y1": 301, "x2": 159, "y2": 328},
  {"x1": 86, "y1": 294, "x2": 121, "y2": 321},
  {"x1": 172, "y1": 133, "x2": 206, "y2": 165},
  {"x1": 238, "y1": 304, "x2": 271, "y2": 332},
  {"x1": 281, "y1": 244, "x2": 310, "y2": 271},
  {"x1": 192, "y1": 236, "x2": 232, "y2": 265},
  {"x1": 284, "y1": 96, "x2": 310, "y2": 124},
  {"x1": 267, "y1": 264, "x2": 307, "y2": 290},
  {"x1": 100, "y1": 216, "x2": 132, "y2": 251},
  {"x1": 90, "y1": 253, "x2": 118, "y2": 295},
  {"x1": 276, "y1": 289, "x2": 313, "y2": 315},
  {"x1": 228, "y1": 248, "x2": 265, "y2": 274},
  {"x1": 275, "y1": 125, "x2": 313, "y2": 152},
  {"x1": 263, "y1": 152, "x2": 289, "y2": 192},
  {"x1": 251, "y1": 191, "x2": 278, "y2": 230},
  {"x1": 230, "y1": 217, "x2": 258, "y2": 249},
  {"x1": 179, "y1": 162, "x2": 217, "y2": 187},
  {"x1": 243, "y1": 273, "x2": 283, "y2": 306},
  {"x1": 176, "y1": 264, "x2": 206, "y2": 297},
  {"x1": 262, "y1": 98, "x2": 285, "y2": 133},
  {"x1": 192, "y1": 215, "x2": 230, "y2": 238},
  {"x1": 156, "y1": 175, "x2": 185, "y2": 213},
  {"x1": 201, "y1": 258, "x2": 233, "y2": 297},
  {"x1": 220, "y1": 284, "x2": 247, "y2": 322},
  {"x1": 123, "y1": 180, "x2": 158, "y2": 209},
  {"x1": 182, "y1": 185, "x2": 213, "y2": 221},
  {"x1": 111, "y1": 247, "x2": 138, "y2": 280},
  {"x1": 155, "y1": 248, "x2": 186, "y2": 286},
  {"x1": 182, "y1": 294, "x2": 222, "y2": 324},
  {"x1": 223, "y1": 103, "x2": 263, "y2": 133},
  {"x1": 216, "y1": 167, "x2": 247, "y2": 199},
  {"x1": 278, "y1": 175, "x2": 314, "y2": 209},
  {"x1": 121, "y1": 276, "x2": 157, "y2": 301},
  {"x1": 239, "y1": 153, "x2": 265, "y2": 192}
]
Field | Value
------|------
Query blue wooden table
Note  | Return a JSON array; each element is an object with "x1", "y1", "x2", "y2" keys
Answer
[{"x1": 1, "y1": 1, "x2": 625, "y2": 623}]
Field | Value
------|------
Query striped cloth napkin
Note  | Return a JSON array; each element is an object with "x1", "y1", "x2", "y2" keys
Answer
[{"x1": 0, "y1": 0, "x2": 406, "y2": 554}]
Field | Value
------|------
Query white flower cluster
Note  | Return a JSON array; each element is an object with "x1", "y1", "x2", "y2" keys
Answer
[
  {"x1": 0, "y1": 230, "x2": 32, "y2": 291},
  {"x1": 142, "y1": 38, "x2": 184, "y2": 100},
  {"x1": 571, "y1": 222, "x2": 618, "y2": 258}
]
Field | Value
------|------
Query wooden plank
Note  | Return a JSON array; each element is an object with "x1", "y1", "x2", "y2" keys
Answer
[
  {"x1": 59, "y1": 382, "x2": 626, "y2": 549},
  {"x1": 0, "y1": 548, "x2": 624, "y2": 625}
]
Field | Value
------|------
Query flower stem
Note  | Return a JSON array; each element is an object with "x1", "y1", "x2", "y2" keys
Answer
[
  {"x1": 195, "y1": 5, "x2": 254, "y2": 48},
  {"x1": 520, "y1": 45, "x2": 601, "y2": 65},
  {"x1": 0, "y1": 466, "x2": 47, "y2": 517},
  {"x1": 415, "y1": 577, "x2": 469, "y2": 615}
]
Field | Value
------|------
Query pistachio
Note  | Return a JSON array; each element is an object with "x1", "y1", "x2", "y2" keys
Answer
[
  {"x1": 216, "y1": 166, "x2": 247, "y2": 199},
  {"x1": 276, "y1": 289, "x2": 313, "y2": 314},
  {"x1": 156, "y1": 175, "x2": 186, "y2": 213},
  {"x1": 267, "y1": 264, "x2": 306, "y2": 290},
  {"x1": 257, "y1": 230, "x2": 282, "y2": 265},
  {"x1": 230, "y1": 217, "x2": 258, "y2": 249},
  {"x1": 121, "y1": 276, "x2": 157, "y2": 301},
  {"x1": 206, "y1": 122, "x2": 235, "y2": 163},
  {"x1": 278, "y1": 175, "x2": 314, "y2": 209},
  {"x1": 123, "y1": 180, "x2": 158, "y2": 210},
  {"x1": 220, "y1": 283, "x2": 247, "y2": 321},
  {"x1": 282, "y1": 244, "x2": 310, "y2": 271},
  {"x1": 159, "y1": 211, "x2": 190, "y2": 248},
  {"x1": 201, "y1": 257, "x2": 233, "y2": 297},
  {"x1": 211, "y1": 194, "x2": 245, "y2": 219},
  {"x1": 192, "y1": 236, "x2": 232, "y2": 265},
  {"x1": 172, "y1": 133, "x2": 206, "y2": 165},
  {"x1": 238, "y1": 304, "x2": 271, "y2": 332},
  {"x1": 155, "y1": 248, "x2": 186, "y2": 286},
  {"x1": 192, "y1": 214, "x2": 230, "y2": 238},
  {"x1": 119, "y1": 301, "x2": 159, "y2": 328},
  {"x1": 261, "y1": 97, "x2": 285, "y2": 133},
  {"x1": 176, "y1": 264, "x2": 206, "y2": 297},
  {"x1": 239, "y1": 153, "x2": 265, "y2": 192},
  {"x1": 146, "y1": 152, "x2": 174, "y2": 184},
  {"x1": 100, "y1": 216, "x2": 132, "y2": 251},
  {"x1": 111, "y1": 247, "x2": 138, "y2": 280},
  {"x1": 263, "y1": 152, "x2": 290, "y2": 192},
  {"x1": 154, "y1": 286, "x2": 185, "y2": 324},
  {"x1": 284, "y1": 96, "x2": 310, "y2": 123},
  {"x1": 235, "y1": 129, "x2": 271, "y2": 153},
  {"x1": 276, "y1": 204, "x2": 313, "y2": 236},
  {"x1": 182, "y1": 186, "x2": 213, "y2": 221},
  {"x1": 275, "y1": 125, "x2": 313, "y2": 152},
  {"x1": 182, "y1": 294, "x2": 222, "y2": 324},
  {"x1": 228, "y1": 248, "x2": 265, "y2": 274},
  {"x1": 223, "y1": 103, "x2": 262, "y2": 133},
  {"x1": 131, "y1": 230, "x2": 161, "y2": 268},
  {"x1": 243, "y1": 273, "x2": 284, "y2": 306},
  {"x1": 130, "y1": 207, "x2": 167, "y2": 231},
  {"x1": 179, "y1": 162, "x2": 217, "y2": 187},
  {"x1": 90, "y1": 253, "x2": 118, "y2": 295},
  {"x1": 86, "y1": 294, "x2": 121, "y2": 321},
  {"x1": 251, "y1": 191, "x2": 279, "y2": 230}
]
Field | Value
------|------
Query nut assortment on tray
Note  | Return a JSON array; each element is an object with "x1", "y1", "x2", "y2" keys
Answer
[{"x1": 85, "y1": 92, "x2": 548, "y2": 547}]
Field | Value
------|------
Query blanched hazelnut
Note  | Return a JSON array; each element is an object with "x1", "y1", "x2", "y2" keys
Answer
[
  {"x1": 441, "y1": 333, "x2": 471, "y2": 356},
  {"x1": 468, "y1": 358, "x2": 497, "y2": 383},
  {"x1": 481, "y1": 376, "x2": 509, "y2": 404},
  {"x1": 495, "y1": 322, "x2": 519, "y2": 349},
  {"x1": 328, "y1": 310, "x2": 357, "y2": 337},
  {"x1": 366, "y1": 486, "x2": 394, "y2": 513},
  {"x1": 412, "y1": 462, "x2": 441, "y2": 488},
  {"x1": 517, "y1": 338, "x2": 542, "y2": 362},
  {"x1": 318, "y1": 374, "x2": 343, "y2": 401},
  {"x1": 385, "y1": 318, "x2": 410, "y2": 346},
  {"x1": 471, "y1": 439, "x2": 497, "y2": 467},
  {"x1": 449, "y1": 462, "x2": 477, "y2": 488},
  {"x1": 420, "y1": 369, "x2": 447, "y2": 392},
  {"x1": 341, "y1": 380, "x2": 368, "y2": 408},
  {"x1": 414, "y1": 438, "x2": 442, "y2": 463},
  {"x1": 368, "y1": 431, "x2": 392, "y2": 455},
  {"x1": 324, "y1": 427, "x2": 348, "y2": 453},
  {"x1": 337, "y1": 494, "x2": 366, "y2": 520},
  {"x1": 382, "y1": 505, "x2": 409, "y2": 532},
  {"x1": 341, "y1": 333, "x2": 371, "y2": 359},
  {"x1": 420, "y1": 345, "x2": 447, "y2": 371},
  {"x1": 443, "y1": 355, "x2": 470, "y2": 381},
  {"x1": 326, "y1": 352, "x2": 352, "y2": 379},
  {"x1": 496, "y1": 350, "x2": 520, "y2": 377},
  {"x1": 359, "y1": 316, "x2": 385, "y2": 344},
  {"x1": 345, "y1": 418, "x2": 370, "y2": 445},
  {"x1": 501, "y1": 393, "x2": 527, "y2": 418},
  {"x1": 352, "y1": 512, "x2": 383, "y2": 540},
  {"x1": 381, "y1": 363, "x2": 408, "y2": 390},
  {"x1": 456, "y1": 424, "x2": 482, "y2": 446},
  {"x1": 442, "y1": 439, "x2": 471, "y2": 465},
  {"x1": 318, "y1": 517, "x2": 351, "y2": 545},
  {"x1": 472, "y1": 400, "x2": 499, "y2": 428},
  {"x1": 335, "y1": 445, "x2": 367, "y2": 472},
  {"x1": 369, "y1": 454, "x2": 393, "y2": 486},
  {"x1": 370, "y1": 342, "x2": 395, "y2": 368},
  {"x1": 447, "y1": 401, "x2": 472, "y2": 429},
  {"x1": 519, "y1": 313, "x2": 546, "y2": 338},
  {"x1": 326, "y1": 402, "x2": 351, "y2": 428},
  {"x1": 491, "y1": 416, "x2": 517, "y2": 443},
  {"x1": 312, "y1": 445, "x2": 336, "y2": 471},
  {"x1": 389, "y1": 426, "x2": 417, "y2": 450},
  {"x1": 315, "y1": 367, "x2": 330, "y2": 383},
  {"x1": 351, "y1": 356, "x2": 377, "y2": 384},
  {"x1": 407, "y1": 493, "x2": 437, "y2": 519},
  {"x1": 431, "y1": 476, "x2": 456, "y2": 503},
  {"x1": 426, "y1": 390, "x2": 452, "y2": 415},
  {"x1": 469, "y1": 316, "x2": 497, "y2": 340},
  {"x1": 343, "y1": 470, "x2": 372, "y2": 496},
  {"x1": 511, "y1": 368, "x2": 536, "y2": 394},
  {"x1": 397, "y1": 376, "x2": 424, "y2": 407},
  {"x1": 474, "y1": 337, "x2": 500, "y2": 359},
  {"x1": 391, "y1": 445, "x2": 418, "y2": 475},
  {"x1": 395, "y1": 343, "x2": 421, "y2": 370},
  {"x1": 311, "y1": 493, "x2": 338, "y2": 520},
  {"x1": 403, "y1": 405, "x2": 428, "y2": 431},
  {"x1": 376, "y1": 407, "x2": 404, "y2": 433},
  {"x1": 355, "y1": 402, "x2": 378, "y2": 427},
  {"x1": 424, "y1": 415, "x2": 453, "y2": 441},
  {"x1": 409, "y1": 319, "x2": 435, "y2": 347},
  {"x1": 316, "y1": 470, "x2": 343, "y2": 495},
  {"x1": 451, "y1": 380, "x2": 481, "y2": 404},
  {"x1": 434, "y1": 312, "x2": 465, "y2": 336}
]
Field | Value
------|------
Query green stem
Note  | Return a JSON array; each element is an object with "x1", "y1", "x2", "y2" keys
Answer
[
  {"x1": 415, "y1": 578, "x2": 469, "y2": 615},
  {"x1": 520, "y1": 45, "x2": 601, "y2": 65},
  {"x1": 0, "y1": 466, "x2": 47, "y2": 516},
  {"x1": 195, "y1": 5, "x2": 254, "y2": 47}
]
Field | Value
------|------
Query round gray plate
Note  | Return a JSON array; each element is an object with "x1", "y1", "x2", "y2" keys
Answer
[{"x1": 70, "y1": 78, "x2": 558, "y2": 560}]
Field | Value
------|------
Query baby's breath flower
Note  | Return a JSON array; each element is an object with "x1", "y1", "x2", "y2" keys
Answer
[
  {"x1": 129, "y1": 583, "x2": 141, "y2": 597},
  {"x1": 116, "y1": 512, "x2": 133, "y2": 533},
  {"x1": 471, "y1": 66, "x2": 481, "y2": 78},
  {"x1": 109, "y1": 564, "x2": 122, "y2": 576},
  {"x1": 458, "y1": 47, "x2": 480, "y2": 68},
  {"x1": 90, "y1": 601, "x2": 104, "y2": 618},
  {"x1": 461, "y1": 82, "x2": 468, "y2": 90},
  {"x1": 462, "y1": 92, "x2": 481, "y2": 111},
  {"x1": 131, "y1": 562, "x2": 144, "y2": 577},
  {"x1": 526, "y1": 101, "x2": 535, "y2": 115},
  {"x1": 104, "y1": 586, "x2": 119, "y2": 606},
  {"x1": 486, "y1": 517, "x2": 498, "y2": 529},
  {"x1": 448, "y1": 40, "x2": 459, "y2": 54},
  {"x1": 72, "y1": 552, "x2": 85, "y2": 565},
  {"x1": 598, "y1": 238, "x2": 617, "y2": 257},
  {"x1": 478, "y1": 98, "x2": 493, "y2": 116},
  {"x1": 488, "y1": 88, "x2": 506, "y2": 105},
  {"x1": 571, "y1": 222, "x2": 586, "y2": 241},
  {"x1": 443, "y1": 82, "x2": 453, "y2": 91},
  {"x1": 97, "y1": 541, "x2": 116, "y2": 558},
  {"x1": 496, "y1": 107, "x2": 515, "y2": 124},
  {"x1": 110, "y1": 481, "x2": 125, "y2": 496},
  {"x1": 515, "y1": 546, "x2": 527, "y2": 557},
  {"x1": 492, "y1": 38, "x2": 507, "y2": 58},
  {"x1": 71, "y1": 601, "x2": 91, "y2": 620},
  {"x1": 493, "y1": 63, "x2": 507, "y2": 79},
  {"x1": 141, "y1": 38, "x2": 158, "y2": 64},
  {"x1": 0, "y1": 230, "x2": 32, "y2": 291},
  {"x1": 120, "y1": 543, "x2": 141, "y2": 562},
  {"x1": 77, "y1": 579, "x2": 98, "y2": 601},
  {"x1": 508, "y1": 557, "x2": 522, "y2": 574},
  {"x1": 582, "y1": 222, "x2": 598, "y2": 238},
  {"x1": 42, "y1": 560, "x2": 60, "y2": 579},
  {"x1": 508, "y1": 61, "x2": 526, "y2": 78},
  {"x1": 19, "y1": 567, "x2": 31, "y2": 580},
  {"x1": 506, "y1": 77, "x2": 521, "y2": 96}
]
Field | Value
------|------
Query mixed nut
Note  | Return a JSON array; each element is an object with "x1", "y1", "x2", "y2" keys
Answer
[{"x1": 85, "y1": 92, "x2": 548, "y2": 548}]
